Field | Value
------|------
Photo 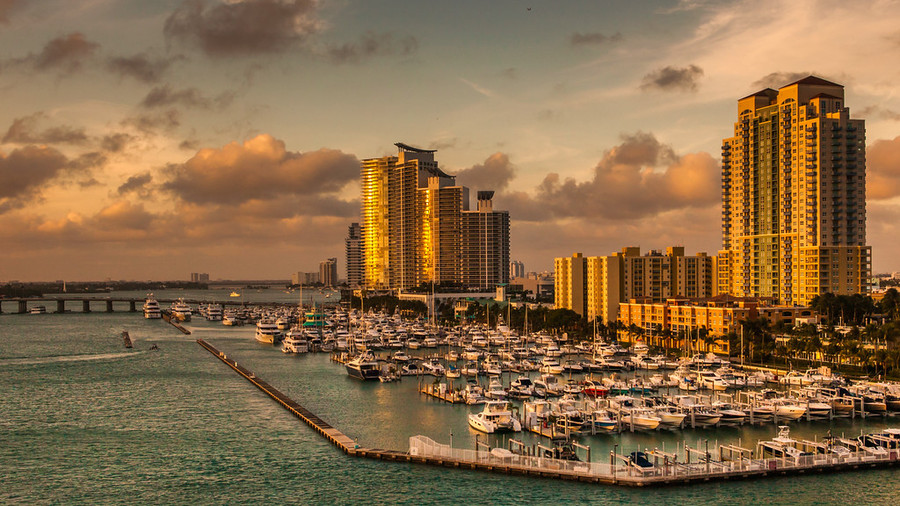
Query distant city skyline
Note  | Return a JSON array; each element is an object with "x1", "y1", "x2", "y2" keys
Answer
[{"x1": 1, "y1": 1, "x2": 899, "y2": 281}]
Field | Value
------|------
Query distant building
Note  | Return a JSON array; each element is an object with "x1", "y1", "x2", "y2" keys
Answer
[
  {"x1": 190, "y1": 273, "x2": 209, "y2": 283},
  {"x1": 346, "y1": 223, "x2": 363, "y2": 287},
  {"x1": 718, "y1": 76, "x2": 870, "y2": 306},
  {"x1": 510, "y1": 260, "x2": 525, "y2": 280},
  {"x1": 360, "y1": 143, "x2": 510, "y2": 290},
  {"x1": 319, "y1": 258, "x2": 338, "y2": 287},
  {"x1": 291, "y1": 272, "x2": 319, "y2": 285}
]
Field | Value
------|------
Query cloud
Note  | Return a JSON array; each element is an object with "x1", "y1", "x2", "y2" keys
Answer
[
  {"x1": 858, "y1": 105, "x2": 900, "y2": 122},
  {"x1": 162, "y1": 133, "x2": 359, "y2": 205},
  {"x1": 0, "y1": 145, "x2": 70, "y2": 212},
  {"x1": 2, "y1": 112, "x2": 89, "y2": 145},
  {"x1": 0, "y1": 0, "x2": 22, "y2": 24},
  {"x1": 163, "y1": 0, "x2": 320, "y2": 57},
  {"x1": 751, "y1": 71, "x2": 813, "y2": 90},
  {"x1": 106, "y1": 53, "x2": 175, "y2": 84},
  {"x1": 500, "y1": 67, "x2": 517, "y2": 80},
  {"x1": 640, "y1": 64, "x2": 704, "y2": 92},
  {"x1": 100, "y1": 133, "x2": 133, "y2": 153},
  {"x1": 27, "y1": 32, "x2": 99, "y2": 74},
  {"x1": 455, "y1": 153, "x2": 516, "y2": 192},
  {"x1": 508, "y1": 132, "x2": 719, "y2": 221},
  {"x1": 94, "y1": 200, "x2": 155, "y2": 231},
  {"x1": 123, "y1": 109, "x2": 182, "y2": 133},
  {"x1": 325, "y1": 32, "x2": 418, "y2": 64},
  {"x1": 867, "y1": 135, "x2": 900, "y2": 200},
  {"x1": 570, "y1": 32, "x2": 622, "y2": 46},
  {"x1": 117, "y1": 172, "x2": 153, "y2": 196},
  {"x1": 139, "y1": 85, "x2": 234, "y2": 110}
]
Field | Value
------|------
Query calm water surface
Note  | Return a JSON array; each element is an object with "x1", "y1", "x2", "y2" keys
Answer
[{"x1": 2, "y1": 311, "x2": 898, "y2": 504}]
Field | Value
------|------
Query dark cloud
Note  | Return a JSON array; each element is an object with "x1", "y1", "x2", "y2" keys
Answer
[
  {"x1": 0, "y1": 0, "x2": 22, "y2": 23},
  {"x1": 2, "y1": 113, "x2": 90, "y2": 145},
  {"x1": 858, "y1": 105, "x2": 900, "y2": 121},
  {"x1": 570, "y1": 32, "x2": 622, "y2": 46},
  {"x1": 325, "y1": 32, "x2": 418, "y2": 64},
  {"x1": 179, "y1": 139, "x2": 200, "y2": 151},
  {"x1": 508, "y1": 132, "x2": 719, "y2": 222},
  {"x1": 68, "y1": 151, "x2": 107, "y2": 171},
  {"x1": 428, "y1": 138, "x2": 457, "y2": 151},
  {"x1": 455, "y1": 153, "x2": 516, "y2": 192},
  {"x1": 139, "y1": 85, "x2": 234, "y2": 110},
  {"x1": 106, "y1": 53, "x2": 175, "y2": 84},
  {"x1": 123, "y1": 109, "x2": 182, "y2": 133},
  {"x1": 868, "y1": 135, "x2": 900, "y2": 200},
  {"x1": 640, "y1": 64, "x2": 703, "y2": 92},
  {"x1": 0, "y1": 145, "x2": 69, "y2": 212},
  {"x1": 163, "y1": 133, "x2": 358, "y2": 205},
  {"x1": 500, "y1": 67, "x2": 517, "y2": 80},
  {"x1": 117, "y1": 173, "x2": 153, "y2": 196},
  {"x1": 100, "y1": 133, "x2": 133, "y2": 153},
  {"x1": 751, "y1": 71, "x2": 813, "y2": 89},
  {"x1": 31, "y1": 32, "x2": 99, "y2": 73},
  {"x1": 163, "y1": 0, "x2": 320, "y2": 57}
]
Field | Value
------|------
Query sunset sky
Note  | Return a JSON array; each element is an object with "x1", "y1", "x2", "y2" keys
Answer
[{"x1": 1, "y1": 0, "x2": 899, "y2": 282}]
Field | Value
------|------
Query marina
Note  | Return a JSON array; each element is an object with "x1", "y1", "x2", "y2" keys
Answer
[
  {"x1": 4, "y1": 309, "x2": 900, "y2": 503},
  {"x1": 197, "y1": 337, "x2": 900, "y2": 487}
]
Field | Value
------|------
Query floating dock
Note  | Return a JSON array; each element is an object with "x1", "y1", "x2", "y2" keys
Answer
[{"x1": 197, "y1": 339, "x2": 900, "y2": 487}]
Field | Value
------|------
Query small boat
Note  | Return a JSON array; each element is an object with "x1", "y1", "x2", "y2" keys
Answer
[
  {"x1": 345, "y1": 352, "x2": 381, "y2": 380},
  {"x1": 229, "y1": 291, "x2": 241, "y2": 297},
  {"x1": 467, "y1": 401, "x2": 522, "y2": 433}
]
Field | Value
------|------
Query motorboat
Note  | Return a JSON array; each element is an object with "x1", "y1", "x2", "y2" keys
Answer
[
  {"x1": 255, "y1": 318, "x2": 282, "y2": 344},
  {"x1": 581, "y1": 379, "x2": 609, "y2": 398},
  {"x1": 467, "y1": 401, "x2": 522, "y2": 433},
  {"x1": 282, "y1": 328, "x2": 308, "y2": 354},
  {"x1": 345, "y1": 352, "x2": 381, "y2": 380},
  {"x1": 170, "y1": 299, "x2": 192, "y2": 322},
  {"x1": 508, "y1": 376, "x2": 535, "y2": 399},
  {"x1": 205, "y1": 304, "x2": 223, "y2": 321}
]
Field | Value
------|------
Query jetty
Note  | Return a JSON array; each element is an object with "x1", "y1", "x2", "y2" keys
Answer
[
  {"x1": 161, "y1": 311, "x2": 191, "y2": 335},
  {"x1": 197, "y1": 339, "x2": 900, "y2": 487}
]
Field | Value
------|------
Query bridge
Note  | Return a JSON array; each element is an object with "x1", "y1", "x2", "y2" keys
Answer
[{"x1": 0, "y1": 297, "x2": 298, "y2": 315}]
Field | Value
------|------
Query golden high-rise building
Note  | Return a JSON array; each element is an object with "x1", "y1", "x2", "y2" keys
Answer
[
  {"x1": 361, "y1": 143, "x2": 509, "y2": 290},
  {"x1": 718, "y1": 76, "x2": 871, "y2": 306}
]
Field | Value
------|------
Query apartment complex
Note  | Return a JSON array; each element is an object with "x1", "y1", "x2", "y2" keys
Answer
[
  {"x1": 719, "y1": 76, "x2": 871, "y2": 306},
  {"x1": 554, "y1": 247, "x2": 716, "y2": 324},
  {"x1": 618, "y1": 296, "x2": 817, "y2": 353},
  {"x1": 360, "y1": 143, "x2": 509, "y2": 290},
  {"x1": 319, "y1": 258, "x2": 338, "y2": 287},
  {"x1": 345, "y1": 223, "x2": 363, "y2": 288}
]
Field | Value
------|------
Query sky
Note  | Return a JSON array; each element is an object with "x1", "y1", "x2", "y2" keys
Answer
[{"x1": 1, "y1": 0, "x2": 900, "y2": 282}]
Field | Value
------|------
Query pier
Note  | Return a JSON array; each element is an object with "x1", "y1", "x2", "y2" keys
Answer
[{"x1": 198, "y1": 339, "x2": 900, "y2": 487}]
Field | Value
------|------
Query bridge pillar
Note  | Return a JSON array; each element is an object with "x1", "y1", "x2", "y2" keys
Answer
[
  {"x1": 83, "y1": 300, "x2": 91, "y2": 313},
  {"x1": 57, "y1": 300, "x2": 66, "y2": 313},
  {"x1": 19, "y1": 300, "x2": 27, "y2": 313},
  {"x1": 0, "y1": 300, "x2": 3, "y2": 313},
  {"x1": 106, "y1": 300, "x2": 114, "y2": 312},
  {"x1": 130, "y1": 300, "x2": 137, "y2": 312}
]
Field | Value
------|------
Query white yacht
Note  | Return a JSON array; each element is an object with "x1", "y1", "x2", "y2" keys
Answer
[
  {"x1": 143, "y1": 295, "x2": 162, "y2": 319},
  {"x1": 255, "y1": 318, "x2": 282, "y2": 344},
  {"x1": 170, "y1": 299, "x2": 192, "y2": 322},
  {"x1": 467, "y1": 401, "x2": 522, "y2": 434},
  {"x1": 282, "y1": 328, "x2": 308, "y2": 354},
  {"x1": 205, "y1": 304, "x2": 223, "y2": 321}
]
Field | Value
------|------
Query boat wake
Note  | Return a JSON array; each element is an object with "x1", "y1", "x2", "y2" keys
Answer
[{"x1": 0, "y1": 351, "x2": 147, "y2": 366}]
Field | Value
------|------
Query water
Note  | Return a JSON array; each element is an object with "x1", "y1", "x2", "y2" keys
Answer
[{"x1": 2, "y1": 312, "x2": 899, "y2": 504}]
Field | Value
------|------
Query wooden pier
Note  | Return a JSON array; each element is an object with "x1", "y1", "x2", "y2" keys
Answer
[
  {"x1": 162, "y1": 311, "x2": 191, "y2": 335},
  {"x1": 197, "y1": 339, "x2": 900, "y2": 488}
]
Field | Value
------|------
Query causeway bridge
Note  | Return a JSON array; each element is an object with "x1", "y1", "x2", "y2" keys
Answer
[{"x1": 0, "y1": 297, "x2": 295, "y2": 315}]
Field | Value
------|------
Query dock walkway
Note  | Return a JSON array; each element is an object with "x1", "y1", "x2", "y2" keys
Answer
[{"x1": 196, "y1": 339, "x2": 900, "y2": 487}]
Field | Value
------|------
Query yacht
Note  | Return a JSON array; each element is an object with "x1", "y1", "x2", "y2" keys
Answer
[
  {"x1": 205, "y1": 304, "x2": 223, "y2": 321},
  {"x1": 467, "y1": 401, "x2": 522, "y2": 434},
  {"x1": 142, "y1": 295, "x2": 162, "y2": 319},
  {"x1": 282, "y1": 328, "x2": 308, "y2": 354},
  {"x1": 345, "y1": 352, "x2": 381, "y2": 380},
  {"x1": 170, "y1": 299, "x2": 192, "y2": 322},
  {"x1": 255, "y1": 318, "x2": 282, "y2": 344}
]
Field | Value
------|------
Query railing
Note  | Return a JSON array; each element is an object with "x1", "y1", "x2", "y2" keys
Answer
[{"x1": 408, "y1": 436, "x2": 900, "y2": 482}]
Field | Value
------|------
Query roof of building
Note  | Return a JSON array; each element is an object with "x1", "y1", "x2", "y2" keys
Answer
[
  {"x1": 738, "y1": 88, "x2": 777, "y2": 101},
  {"x1": 810, "y1": 93, "x2": 842, "y2": 100},
  {"x1": 782, "y1": 75, "x2": 842, "y2": 88},
  {"x1": 395, "y1": 142, "x2": 436, "y2": 153}
]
